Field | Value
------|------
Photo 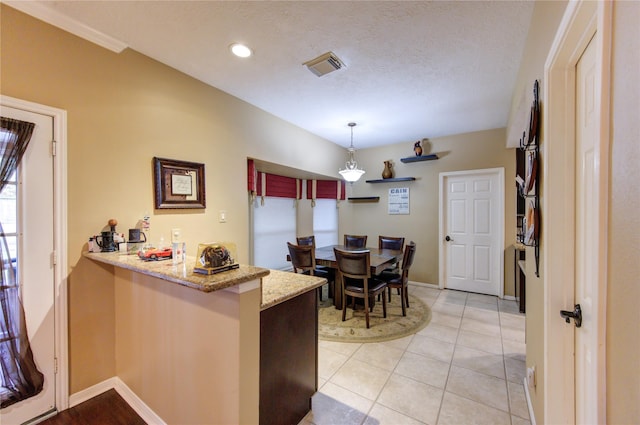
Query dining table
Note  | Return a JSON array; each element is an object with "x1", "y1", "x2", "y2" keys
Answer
[{"x1": 314, "y1": 244, "x2": 403, "y2": 309}]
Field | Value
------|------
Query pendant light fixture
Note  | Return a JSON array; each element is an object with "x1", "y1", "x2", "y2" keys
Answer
[{"x1": 339, "y1": 122, "x2": 365, "y2": 182}]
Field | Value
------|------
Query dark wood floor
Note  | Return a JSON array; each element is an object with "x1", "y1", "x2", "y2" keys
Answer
[{"x1": 40, "y1": 389, "x2": 146, "y2": 425}]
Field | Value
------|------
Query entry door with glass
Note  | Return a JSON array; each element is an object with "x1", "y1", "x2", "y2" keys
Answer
[{"x1": 0, "y1": 106, "x2": 56, "y2": 424}]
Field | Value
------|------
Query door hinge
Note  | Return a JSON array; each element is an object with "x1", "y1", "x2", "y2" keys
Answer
[
  {"x1": 54, "y1": 357, "x2": 58, "y2": 374},
  {"x1": 51, "y1": 140, "x2": 57, "y2": 156},
  {"x1": 51, "y1": 250, "x2": 57, "y2": 266}
]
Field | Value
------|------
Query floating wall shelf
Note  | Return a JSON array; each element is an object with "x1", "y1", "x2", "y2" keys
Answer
[
  {"x1": 400, "y1": 154, "x2": 439, "y2": 163},
  {"x1": 365, "y1": 177, "x2": 416, "y2": 183},
  {"x1": 348, "y1": 197, "x2": 380, "y2": 203}
]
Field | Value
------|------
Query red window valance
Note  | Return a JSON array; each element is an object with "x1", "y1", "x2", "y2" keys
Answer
[
  {"x1": 248, "y1": 159, "x2": 257, "y2": 195},
  {"x1": 248, "y1": 159, "x2": 301, "y2": 202},
  {"x1": 307, "y1": 179, "x2": 346, "y2": 201},
  {"x1": 256, "y1": 172, "x2": 301, "y2": 199},
  {"x1": 248, "y1": 159, "x2": 343, "y2": 205}
]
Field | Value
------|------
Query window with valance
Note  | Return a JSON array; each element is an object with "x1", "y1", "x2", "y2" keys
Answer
[{"x1": 247, "y1": 159, "x2": 342, "y2": 269}]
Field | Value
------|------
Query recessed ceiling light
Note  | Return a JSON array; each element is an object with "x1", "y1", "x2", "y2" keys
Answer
[{"x1": 230, "y1": 43, "x2": 252, "y2": 58}]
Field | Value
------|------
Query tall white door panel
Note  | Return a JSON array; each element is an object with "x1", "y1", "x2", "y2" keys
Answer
[{"x1": 440, "y1": 169, "x2": 504, "y2": 296}]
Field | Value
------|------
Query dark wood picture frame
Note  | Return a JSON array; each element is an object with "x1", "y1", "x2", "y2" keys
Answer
[{"x1": 153, "y1": 157, "x2": 206, "y2": 209}]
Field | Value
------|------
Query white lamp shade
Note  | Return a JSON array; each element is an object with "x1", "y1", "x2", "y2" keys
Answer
[{"x1": 339, "y1": 168, "x2": 365, "y2": 182}]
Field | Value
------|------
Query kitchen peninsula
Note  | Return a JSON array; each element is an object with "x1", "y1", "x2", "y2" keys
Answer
[{"x1": 84, "y1": 252, "x2": 325, "y2": 425}]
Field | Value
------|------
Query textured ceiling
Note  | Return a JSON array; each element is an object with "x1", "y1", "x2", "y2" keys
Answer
[{"x1": 10, "y1": 1, "x2": 534, "y2": 149}]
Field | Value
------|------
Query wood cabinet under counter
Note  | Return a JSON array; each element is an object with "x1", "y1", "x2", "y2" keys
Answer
[{"x1": 260, "y1": 270, "x2": 325, "y2": 425}]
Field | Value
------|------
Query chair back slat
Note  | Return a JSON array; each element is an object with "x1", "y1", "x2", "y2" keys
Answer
[
  {"x1": 296, "y1": 235, "x2": 316, "y2": 247},
  {"x1": 287, "y1": 242, "x2": 316, "y2": 273},
  {"x1": 378, "y1": 236, "x2": 405, "y2": 251},
  {"x1": 344, "y1": 234, "x2": 367, "y2": 248},
  {"x1": 401, "y1": 242, "x2": 417, "y2": 281},
  {"x1": 333, "y1": 248, "x2": 371, "y2": 278}
]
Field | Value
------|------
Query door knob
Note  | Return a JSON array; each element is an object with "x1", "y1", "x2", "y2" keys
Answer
[
  {"x1": 445, "y1": 235, "x2": 453, "y2": 242},
  {"x1": 560, "y1": 304, "x2": 582, "y2": 328}
]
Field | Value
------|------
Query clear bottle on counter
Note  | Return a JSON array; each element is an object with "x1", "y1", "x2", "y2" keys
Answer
[{"x1": 172, "y1": 242, "x2": 186, "y2": 265}]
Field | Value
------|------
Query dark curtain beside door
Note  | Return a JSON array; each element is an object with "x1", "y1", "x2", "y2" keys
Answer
[{"x1": 0, "y1": 117, "x2": 44, "y2": 408}]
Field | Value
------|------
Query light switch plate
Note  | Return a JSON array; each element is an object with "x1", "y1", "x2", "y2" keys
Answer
[{"x1": 219, "y1": 210, "x2": 227, "y2": 223}]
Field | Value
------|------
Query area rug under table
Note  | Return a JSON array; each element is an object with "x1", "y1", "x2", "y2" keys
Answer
[{"x1": 318, "y1": 293, "x2": 431, "y2": 343}]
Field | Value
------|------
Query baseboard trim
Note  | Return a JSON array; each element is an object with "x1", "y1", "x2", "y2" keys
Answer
[
  {"x1": 69, "y1": 378, "x2": 117, "y2": 407},
  {"x1": 69, "y1": 377, "x2": 166, "y2": 425},
  {"x1": 523, "y1": 376, "x2": 537, "y2": 425},
  {"x1": 503, "y1": 295, "x2": 517, "y2": 301},
  {"x1": 408, "y1": 280, "x2": 438, "y2": 288}
]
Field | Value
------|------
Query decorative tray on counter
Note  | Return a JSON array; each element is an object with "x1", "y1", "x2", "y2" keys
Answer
[{"x1": 193, "y1": 242, "x2": 240, "y2": 275}]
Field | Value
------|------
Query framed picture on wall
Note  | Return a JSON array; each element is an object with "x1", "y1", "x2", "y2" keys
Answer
[{"x1": 153, "y1": 157, "x2": 206, "y2": 209}]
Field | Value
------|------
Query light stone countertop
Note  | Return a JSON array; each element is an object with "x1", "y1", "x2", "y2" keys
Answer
[
  {"x1": 260, "y1": 269, "x2": 326, "y2": 310},
  {"x1": 83, "y1": 251, "x2": 270, "y2": 293},
  {"x1": 84, "y1": 252, "x2": 325, "y2": 308}
]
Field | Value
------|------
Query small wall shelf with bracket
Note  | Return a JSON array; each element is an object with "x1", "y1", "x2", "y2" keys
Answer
[
  {"x1": 365, "y1": 177, "x2": 416, "y2": 184},
  {"x1": 348, "y1": 197, "x2": 380, "y2": 203},
  {"x1": 400, "y1": 154, "x2": 439, "y2": 163}
]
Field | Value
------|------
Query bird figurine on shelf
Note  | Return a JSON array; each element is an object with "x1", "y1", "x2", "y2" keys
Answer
[{"x1": 413, "y1": 141, "x2": 423, "y2": 157}]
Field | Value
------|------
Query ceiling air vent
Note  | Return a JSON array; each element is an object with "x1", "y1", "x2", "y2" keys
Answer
[{"x1": 303, "y1": 52, "x2": 345, "y2": 77}]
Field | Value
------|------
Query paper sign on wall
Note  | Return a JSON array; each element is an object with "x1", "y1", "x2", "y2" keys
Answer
[{"x1": 388, "y1": 187, "x2": 410, "y2": 215}]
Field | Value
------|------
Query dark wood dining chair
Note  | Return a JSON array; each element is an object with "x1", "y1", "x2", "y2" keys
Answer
[
  {"x1": 378, "y1": 235, "x2": 405, "y2": 273},
  {"x1": 287, "y1": 242, "x2": 331, "y2": 301},
  {"x1": 378, "y1": 241, "x2": 416, "y2": 316},
  {"x1": 333, "y1": 248, "x2": 387, "y2": 328},
  {"x1": 344, "y1": 234, "x2": 367, "y2": 248},
  {"x1": 296, "y1": 235, "x2": 334, "y2": 299}
]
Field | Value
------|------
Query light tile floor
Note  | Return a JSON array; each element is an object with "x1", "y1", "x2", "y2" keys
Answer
[{"x1": 300, "y1": 285, "x2": 530, "y2": 425}]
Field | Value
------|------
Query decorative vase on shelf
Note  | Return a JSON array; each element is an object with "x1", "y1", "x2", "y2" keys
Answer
[
  {"x1": 382, "y1": 160, "x2": 393, "y2": 179},
  {"x1": 414, "y1": 141, "x2": 423, "y2": 156}
]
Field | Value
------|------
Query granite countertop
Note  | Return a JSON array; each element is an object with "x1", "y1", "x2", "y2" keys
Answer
[
  {"x1": 84, "y1": 251, "x2": 270, "y2": 293},
  {"x1": 261, "y1": 269, "x2": 326, "y2": 310}
]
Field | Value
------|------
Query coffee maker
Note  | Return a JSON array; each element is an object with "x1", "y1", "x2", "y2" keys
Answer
[{"x1": 95, "y1": 219, "x2": 120, "y2": 252}]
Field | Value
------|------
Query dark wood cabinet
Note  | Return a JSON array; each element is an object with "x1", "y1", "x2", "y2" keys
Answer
[{"x1": 260, "y1": 290, "x2": 318, "y2": 425}]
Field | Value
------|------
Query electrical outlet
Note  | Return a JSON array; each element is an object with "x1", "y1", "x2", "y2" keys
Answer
[
  {"x1": 171, "y1": 228, "x2": 181, "y2": 243},
  {"x1": 526, "y1": 366, "x2": 536, "y2": 390},
  {"x1": 219, "y1": 210, "x2": 227, "y2": 223}
]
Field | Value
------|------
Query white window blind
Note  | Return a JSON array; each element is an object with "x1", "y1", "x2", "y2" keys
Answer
[
  {"x1": 252, "y1": 197, "x2": 296, "y2": 270},
  {"x1": 313, "y1": 199, "x2": 338, "y2": 247}
]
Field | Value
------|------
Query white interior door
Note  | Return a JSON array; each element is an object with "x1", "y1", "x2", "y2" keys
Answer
[
  {"x1": 574, "y1": 33, "x2": 600, "y2": 425},
  {"x1": 0, "y1": 106, "x2": 56, "y2": 424},
  {"x1": 543, "y1": 2, "x2": 609, "y2": 423},
  {"x1": 439, "y1": 168, "x2": 504, "y2": 296}
]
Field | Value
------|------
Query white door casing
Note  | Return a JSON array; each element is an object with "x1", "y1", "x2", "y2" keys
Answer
[
  {"x1": 0, "y1": 96, "x2": 68, "y2": 423},
  {"x1": 543, "y1": 1, "x2": 610, "y2": 424},
  {"x1": 439, "y1": 168, "x2": 504, "y2": 297}
]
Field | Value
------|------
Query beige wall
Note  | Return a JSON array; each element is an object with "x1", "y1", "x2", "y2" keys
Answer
[
  {"x1": 342, "y1": 128, "x2": 515, "y2": 294},
  {"x1": 1, "y1": 5, "x2": 345, "y2": 394},
  {"x1": 504, "y1": 1, "x2": 568, "y2": 420},
  {"x1": 608, "y1": 2, "x2": 640, "y2": 423}
]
